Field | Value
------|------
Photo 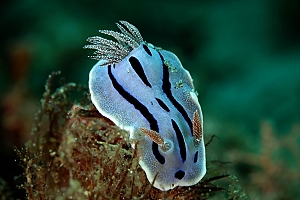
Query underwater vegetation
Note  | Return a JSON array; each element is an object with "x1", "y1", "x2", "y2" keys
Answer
[
  {"x1": 15, "y1": 72, "x2": 246, "y2": 199},
  {"x1": 226, "y1": 121, "x2": 300, "y2": 199}
]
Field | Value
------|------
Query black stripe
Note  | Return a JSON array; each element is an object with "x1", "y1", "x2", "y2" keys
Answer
[
  {"x1": 152, "y1": 143, "x2": 164, "y2": 164},
  {"x1": 193, "y1": 151, "x2": 198, "y2": 163},
  {"x1": 159, "y1": 53, "x2": 193, "y2": 136},
  {"x1": 143, "y1": 44, "x2": 152, "y2": 56},
  {"x1": 174, "y1": 170, "x2": 185, "y2": 179},
  {"x1": 171, "y1": 119, "x2": 186, "y2": 162},
  {"x1": 129, "y1": 56, "x2": 152, "y2": 88},
  {"x1": 155, "y1": 98, "x2": 170, "y2": 112},
  {"x1": 108, "y1": 65, "x2": 165, "y2": 164}
]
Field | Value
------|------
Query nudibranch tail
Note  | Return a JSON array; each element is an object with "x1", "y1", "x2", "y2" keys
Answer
[
  {"x1": 193, "y1": 110, "x2": 203, "y2": 144},
  {"x1": 84, "y1": 21, "x2": 143, "y2": 66}
]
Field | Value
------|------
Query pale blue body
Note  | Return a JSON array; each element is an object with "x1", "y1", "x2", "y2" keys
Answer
[{"x1": 89, "y1": 42, "x2": 206, "y2": 191}]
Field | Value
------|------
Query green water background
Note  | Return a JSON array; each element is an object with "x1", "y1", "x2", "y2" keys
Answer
[{"x1": 0, "y1": 0, "x2": 299, "y2": 199}]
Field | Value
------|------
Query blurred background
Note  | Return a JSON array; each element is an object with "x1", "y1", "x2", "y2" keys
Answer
[{"x1": 0, "y1": 0, "x2": 299, "y2": 199}]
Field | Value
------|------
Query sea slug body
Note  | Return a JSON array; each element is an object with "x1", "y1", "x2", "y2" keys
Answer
[{"x1": 85, "y1": 21, "x2": 206, "y2": 191}]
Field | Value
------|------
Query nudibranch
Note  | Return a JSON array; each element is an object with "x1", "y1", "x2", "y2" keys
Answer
[{"x1": 84, "y1": 21, "x2": 206, "y2": 191}]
